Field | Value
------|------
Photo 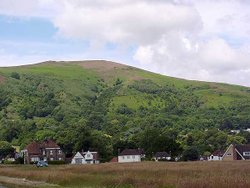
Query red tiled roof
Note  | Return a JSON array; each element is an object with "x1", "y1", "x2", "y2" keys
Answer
[
  {"x1": 25, "y1": 141, "x2": 41, "y2": 154},
  {"x1": 212, "y1": 150, "x2": 224, "y2": 157},
  {"x1": 236, "y1": 144, "x2": 250, "y2": 160},
  {"x1": 110, "y1": 157, "x2": 118, "y2": 163},
  {"x1": 41, "y1": 139, "x2": 60, "y2": 148},
  {"x1": 25, "y1": 139, "x2": 61, "y2": 155}
]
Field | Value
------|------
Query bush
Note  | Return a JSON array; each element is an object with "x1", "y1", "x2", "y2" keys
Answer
[
  {"x1": 3, "y1": 160, "x2": 16, "y2": 164},
  {"x1": 10, "y1": 72, "x2": 20, "y2": 80},
  {"x1": 48, "y1": 160, "x2": 66, "y2": 165},
  {"x1": 182, "y1": 147, "x2": 199, "y2": 161}
]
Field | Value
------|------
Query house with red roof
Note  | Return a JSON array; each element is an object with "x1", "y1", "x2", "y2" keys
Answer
[
  {"x1": 222, "y1": 144, "x2": 250, "y2": 161},
  {"x1": 22, "y1": 139, "x2": 65, "y2": 164}
]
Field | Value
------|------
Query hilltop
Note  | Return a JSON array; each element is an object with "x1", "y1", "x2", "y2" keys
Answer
[{"x1": 0, "y1": 60, "x2": 250, "y2": 160}]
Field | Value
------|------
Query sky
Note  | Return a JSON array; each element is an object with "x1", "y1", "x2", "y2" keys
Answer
[{"x1": 0, "y1": 0, "x2": 250, "y2": 86}]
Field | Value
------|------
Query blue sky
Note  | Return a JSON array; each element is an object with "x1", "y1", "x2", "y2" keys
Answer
[
  {"x1": 0, "y1": 0, "x2": 250, "y2": 86},
  {"x1": 0, "y1": 14, "x2": 135, "y2": 66}
]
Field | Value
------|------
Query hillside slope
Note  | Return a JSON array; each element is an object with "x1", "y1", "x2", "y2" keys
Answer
[{"x1": 0, "y1": 60, "x2": 250, "y2": 160}]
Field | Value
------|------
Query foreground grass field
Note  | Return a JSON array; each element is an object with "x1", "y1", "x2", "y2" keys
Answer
[{"x1": 0, "y1": 161, "x2": 250, "y2": 188}]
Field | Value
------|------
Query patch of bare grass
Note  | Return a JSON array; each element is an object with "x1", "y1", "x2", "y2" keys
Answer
[{"x1": 0, "y1": 75, "x2": 5, "y2": 84}]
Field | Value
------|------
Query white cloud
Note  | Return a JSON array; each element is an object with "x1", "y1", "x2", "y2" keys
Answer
[
  {"x1": 1, "y1": 0, "x2": 250, "y2": 86},
  {"x1": 52, "y1": 0, "x2": 202, "y2": 45}
]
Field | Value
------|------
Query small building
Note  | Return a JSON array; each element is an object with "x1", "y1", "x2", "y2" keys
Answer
[
  {"x1": 22, "y1": 139, "x2": 65, "y2": 164},
  {"x1": 71, "y1": 151, "x2": 99, "y2": 164},
  {"x1": 222, "y1": 144, "x2": 250, "y2": 161},
  {"x1": 154, "y1": 152, "x2": 171, "y2": 161},
  {"x1": 208, "y1": 150, "x2": 224, "y2": 161},
  {"x1": 118, "y1": 149, "x2": 144, "y2": 163},
  {"x1": 110, "y1": 157, "x2": 118, "y2": 163}
]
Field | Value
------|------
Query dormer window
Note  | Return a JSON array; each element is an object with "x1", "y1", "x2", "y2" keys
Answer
[{"x1": 243, "y1": 152, "x2": 250, "y2": 156}]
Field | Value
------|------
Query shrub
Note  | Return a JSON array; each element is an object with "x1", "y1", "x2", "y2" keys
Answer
[
  {"x1": 10, "y1": 72, "x2": 20, "y2": 80},
  {"x1": 3, "y1": 160, "x2": 16, "y2": 164}
]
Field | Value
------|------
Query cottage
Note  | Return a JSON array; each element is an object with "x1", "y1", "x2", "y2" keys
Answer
[
  {"x1": 71, "y1": 151, "x2": 99, "y2": 164},
  {"x1": 118, "y1": 149, "x2": 144, "y2": 163},
  {"x1": 154, "y1": 152, "x2": 171, "y2": 161},
  {"x1": 208, "y1": 150, "x2": 224, "y2": 161},
  {"x1": 22, "y1": 139, "x2": 65, "y2": 164},
  {"x1": 222, "y1": 144, "x2": 250, "y2": 160}
]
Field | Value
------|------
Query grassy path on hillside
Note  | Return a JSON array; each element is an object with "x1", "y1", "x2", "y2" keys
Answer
[{"x1": 0, "y1": 175, "x2": 59, "y2": 188}]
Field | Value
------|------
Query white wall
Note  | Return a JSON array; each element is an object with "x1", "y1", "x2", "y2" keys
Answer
[
  {"x1": 208, "y1": 155, "x2": 222, "y2": 161},
  {"x1": 154, "y1": 157, "x2": 171, "y2": 161},
  {"x1": 118, "y1": 155, "x2": 141, "y2": 163},
  {"x1": 71, "y1": 152, "x2": 86, "y2": 164},
  {"x1": 71, "y1": 151, "x2": 99, "y2": 164}
]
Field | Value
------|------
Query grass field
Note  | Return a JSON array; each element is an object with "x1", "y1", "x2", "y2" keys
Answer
[{"x1": 0, "y1": 161, "x2": 250, "y2": 188}]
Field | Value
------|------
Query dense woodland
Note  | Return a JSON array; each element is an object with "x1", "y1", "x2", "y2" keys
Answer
[{"x1": 1, "y1": 61, "x2": 250, "y2": 161}]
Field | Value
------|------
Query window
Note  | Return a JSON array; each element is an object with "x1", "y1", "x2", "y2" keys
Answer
[
  {"x1": 50, "y1": 158, "x2": 54, "y2": 161},
  {"x1": 227, "y1": 153, "x2": 232, "y2": 156},
  {"x1": 50, "y1": 150, "x2": 53, "y2": 155},
  {"x1": 87, "y1": 154, "x2": 91, "y2": 158},
  {"x1": 58, "y1": 150, "x2": 62, "y2": 154},
  {"x1": 31, "y1": 157, "x2": 39, "y2": 162},
  {"x1": 243, "y1": 152, "x2": 250, "y2": 156},
  {"x1": 132, "y1": 155, "x2": 135, "y2": 159},
  {"x1": 58, "y1": 158, "x2": 62, "y2": 161},
  {"x1": 127, "y1": 156, "x2": 130, "y2": 159},
  {"x1": 122, "y1": 156, "x2": 125, "y2": 159}
]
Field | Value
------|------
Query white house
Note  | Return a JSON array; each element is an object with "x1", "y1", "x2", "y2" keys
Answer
[
  {"x1": 153, "y1": 152, "x2": 171, "y2": 161},
  {"x1": 71, "y1": 151, "x2": 99, "y2": 164},
  {"x1": 118, "y1": 149, "x2": 144, "y2": 163},
  {"x1": 208, "y1": 150, "x2": 224, "y2": 161}
]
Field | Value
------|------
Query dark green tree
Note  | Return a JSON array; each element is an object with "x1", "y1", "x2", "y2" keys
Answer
[
  {"x1": 182, "y1": 146, "x2": 199, "y2": 161},
  {"x1": 0, "y1": 141, "x2": 15, "y2": 160}
]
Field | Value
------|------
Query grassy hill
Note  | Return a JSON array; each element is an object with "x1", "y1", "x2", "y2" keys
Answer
[{"x1": 1, "y1": 60, "x2": 250, "y2": 160}]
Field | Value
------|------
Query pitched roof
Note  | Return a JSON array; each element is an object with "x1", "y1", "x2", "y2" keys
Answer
[
  {"x1": 155, "y1": 152, "x2": 170, "y2": 158},
  {"x1": 41, "y1": 139, "x2": 60, "y2": 148},
  {"x1": 24, "y1": 139, "x2": 61, "y2": 155},
  {"x1": 236, "y1": 144, "x2": 250, "y2": 160},
  {"x1": 119, "y1": 149, "x2": 144, "y2": 156},
  {"x1": 212, "y1": 150, "x2": 224, "y2": 157},
  {"x1": 25, "y1": 141, "x2": 41, "y2": 155},
  {"x1": 82, "y1": 151, "x2": 99, "y2": 160}
]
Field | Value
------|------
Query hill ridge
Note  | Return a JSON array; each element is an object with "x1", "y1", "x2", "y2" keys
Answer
[{"x1": 0, "y1": 60, "x2": 250, "y2": 161}]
